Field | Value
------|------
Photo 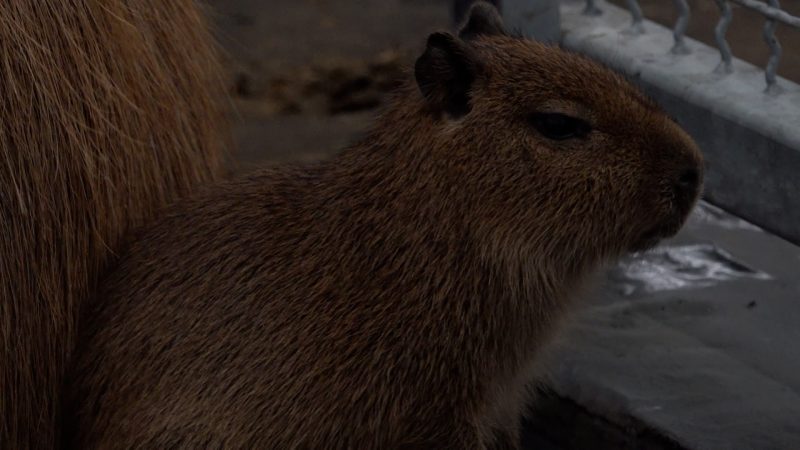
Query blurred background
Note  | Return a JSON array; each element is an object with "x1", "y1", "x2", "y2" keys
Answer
[{"x1": 208, "y1": 0, "x2": 451, "y2": 172}]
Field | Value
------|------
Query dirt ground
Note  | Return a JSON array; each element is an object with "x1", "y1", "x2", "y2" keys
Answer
[{"x1": 207, "y1": 0, "x2": 452, "y2": 172}]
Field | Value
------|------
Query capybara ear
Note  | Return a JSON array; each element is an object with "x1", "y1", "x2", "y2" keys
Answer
[
  {"x1": 414, "y1": 32, "x2": 480, "y2": 119},
  {"x1": 458, "y1": 1, "x2": 507, "y2": 40}
]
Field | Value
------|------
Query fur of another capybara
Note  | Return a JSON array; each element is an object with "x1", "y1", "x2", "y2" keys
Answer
[
  {"x1": 65, "y1": 3, "x2": 702, "y2": 449},
  {"x1": 0, "y1": 1, "x2": 227, "y2": 448}
]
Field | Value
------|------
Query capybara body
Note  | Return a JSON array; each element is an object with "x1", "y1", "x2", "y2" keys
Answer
[
  {"x1": 66, "y1": 4, "x2": 702, "y2": 449},
  {"x1": 0, "y1": 1, "x2": 227, "y2": 448}
]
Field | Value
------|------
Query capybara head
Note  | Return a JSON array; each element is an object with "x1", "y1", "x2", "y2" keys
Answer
[{"x1": 413, "y1": 2, "x2": 702, "y2": 264}]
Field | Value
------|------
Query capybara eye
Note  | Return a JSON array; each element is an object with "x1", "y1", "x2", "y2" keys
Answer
[{"x1": 530, "y1": 113, "x2": 591, "y2": 141}]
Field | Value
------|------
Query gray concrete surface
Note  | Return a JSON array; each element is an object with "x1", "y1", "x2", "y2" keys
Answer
[
  {"x1": 503, "y1": 0, "x2": 562, "y2": 42},
  {"x1": 537, "y1": 200, "x2": 800, "y2": 449}
]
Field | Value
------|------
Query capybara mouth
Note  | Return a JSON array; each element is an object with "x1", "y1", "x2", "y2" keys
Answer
[
  {"x1": 630, "y1": 181, "x2": 701, "y2": 253},
  {"x1": 629, "y1": 220, "x2": 683, "y2": 253}
]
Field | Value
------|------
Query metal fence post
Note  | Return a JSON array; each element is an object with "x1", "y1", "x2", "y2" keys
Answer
[
  {"x1": 502, "y1": 0, "x2": 561, "y2": 42},
  {"x1": 453, "y1": 0, "x2": 502, "y2": 26}
]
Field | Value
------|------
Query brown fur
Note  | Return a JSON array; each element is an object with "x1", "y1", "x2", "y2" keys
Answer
[
  {"x1": 65, "y1": 4, "x2": 702, "y2": 449},
  {"x1": 0, "y1": 1, "x2": 227, "y2": 448}
]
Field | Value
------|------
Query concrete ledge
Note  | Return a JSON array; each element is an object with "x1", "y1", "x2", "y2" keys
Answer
[
  {"x1": 522, "y1": 389, "x2": 684, "y2": 449},
  {"x1": 559, "y1": 0, "x2": 800, "y2": 247},
  {"x1": 530, "y1": 201, "x2": 800, "y2": 449}
]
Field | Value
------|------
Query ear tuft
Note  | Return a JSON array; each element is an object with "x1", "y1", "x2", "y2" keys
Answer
[
  {"x1": 414, "y1": 32, "x2": 479, "y2": 119},
  {"x1": 458, "y1": 1, "x2": 507, "y2": 40}
]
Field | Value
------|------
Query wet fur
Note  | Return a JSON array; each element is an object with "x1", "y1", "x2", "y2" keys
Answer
[
  {"x1": 0, "y1": 1, "x2": 227, "y2": 448},
  {"x1": 65, "y1": 4, "x2": 702, "y2": 449}
]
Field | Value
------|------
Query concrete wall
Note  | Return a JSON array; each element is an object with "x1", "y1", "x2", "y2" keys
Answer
[{"x1": 502, "y1": 0, "x2": 561, "y2": 42}]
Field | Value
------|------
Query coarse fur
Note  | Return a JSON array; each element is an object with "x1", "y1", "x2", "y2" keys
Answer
[
  {"x1": 65, "y1": 3, "x2": 702, "y2": 449},
  {"x1": 0, "y1": 1, "x2": 227, "y2": 448}
]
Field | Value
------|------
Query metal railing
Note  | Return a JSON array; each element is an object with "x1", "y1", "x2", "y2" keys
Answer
[{"x1": 582, "y1": 0, "x2": 800, "y2": 94}]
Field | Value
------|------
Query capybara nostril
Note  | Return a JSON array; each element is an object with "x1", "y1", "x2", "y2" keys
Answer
[{"x1": 675, "y1": 167, "x2": 701, "y2": 196}]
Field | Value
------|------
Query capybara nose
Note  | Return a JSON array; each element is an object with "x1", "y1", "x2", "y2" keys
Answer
[{"x1": 675, "y1": 167, "x2": 701, "y2": 198}]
